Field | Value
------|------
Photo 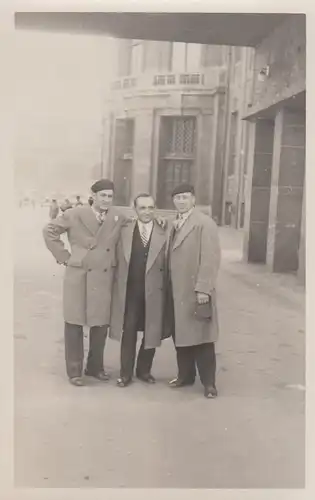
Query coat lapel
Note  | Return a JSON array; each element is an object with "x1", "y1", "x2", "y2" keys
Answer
[
  {"x1": 121, "y1": 220, "x2": 136, "y2": 264},
  {"x1": 79, "y1": 206, "x2": 100, "y2": 235},
  {"x1": 95, "y1": 208, "x2": 118, "y2": 243},
  {"x1": 172, "y1": 210, "x2": 197, "y2": 251},
  {"x1": 146, "y1": 222, "x2": 166, "y2": 273}
]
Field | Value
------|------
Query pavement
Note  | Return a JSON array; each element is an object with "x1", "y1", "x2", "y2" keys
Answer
[{"x1": 14, "y1": 206, "x2": 305, "y2": 488}]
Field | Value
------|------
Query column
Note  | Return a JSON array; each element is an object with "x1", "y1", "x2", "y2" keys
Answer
[
  {"x1": 266, "y1": 108, "x2": 305, "y2": 273},
  {"x1": 196, "y1": 112, "x2": 214, "y2": 206},
  {"x1": 243, "y1": 119, "x2": 274, "y2": 263},
  {"x1": 132, "y1": 111, "x2": 154, "y2": 198},
  {"x1": 210, "y1": 92, "x2": 226, "y2": 224}
]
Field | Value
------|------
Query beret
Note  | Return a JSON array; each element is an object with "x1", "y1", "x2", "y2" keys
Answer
[
  {"x1": 171, "y1": 183, "x2": 195, "y2": 197},
  {"x1": 91, "y1": 179, "x2": 114, "y2": 193}
]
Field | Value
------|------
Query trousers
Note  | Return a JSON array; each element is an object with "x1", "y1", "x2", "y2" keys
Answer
[
  {"x1": 167, "y1": 280, "x2": 216, "y2": 388},
  {"x1": 120, "y1": 330, "x2": 156, "y2": 380},
  {"x1": 64, "y1": 322, "x2": 107, "y2": 379},
  {"x1": 121, "y1": 289, "x2": 155, "y2": 379},
  {"x1": 175, "y1": 341, "x2": 216, "y2": 388}
]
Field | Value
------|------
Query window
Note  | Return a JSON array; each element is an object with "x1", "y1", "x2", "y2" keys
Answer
[
  {"x1": 157, "y1": 117, "x2": 197, "y2": 208},
  {"x1": 130, "y1": 40, "x2": 143, "y2": 75},
  {"x1": 142, "y1": 41, "x2": 173, "y2": 72},
  {"x1": 157, "y1": 42, "x2": 173, "y2": 72},
  {"x1": 117, "y1": 39, "x2": 132, "y2": 77},
  {"x1": 201, "y1": 45, "x2": 225, "y2": 67},
  {"x1": 186, "y1": 44, "x2": 201, "y2": 72}
]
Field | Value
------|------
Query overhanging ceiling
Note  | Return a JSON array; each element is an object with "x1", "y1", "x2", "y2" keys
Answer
[{"x1": 14, "y1": 12, "x2": 295, "y2": 47}]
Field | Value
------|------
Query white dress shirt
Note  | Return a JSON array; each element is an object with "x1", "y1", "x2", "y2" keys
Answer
[
  {"x1": 137, "y1": 220, "x2": 154, "y2": 241},
  {"x1": 173, "y1": 207, "x2": 194, "y2": 231}
]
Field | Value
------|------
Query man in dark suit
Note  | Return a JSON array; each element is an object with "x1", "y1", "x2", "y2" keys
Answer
[{"x1": 109, "y1": 194, "x2": 167, "y2": 387}]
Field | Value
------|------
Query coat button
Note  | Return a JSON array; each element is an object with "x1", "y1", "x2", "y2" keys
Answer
[
  {"x1": 104, "y1": 269, "x2": 107, "y2": 272},
  {"x1": 88, "y1": 269, "x2": 92, "y2": 272},
  {"x1": 106, "y1": 249, "x2": 110, "y2": 252}
]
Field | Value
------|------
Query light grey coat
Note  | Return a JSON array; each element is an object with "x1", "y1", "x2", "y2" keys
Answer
[
  {"x1": 43, "y1": 205, "x2": 126, "y2": 327},
  {"x1": 167, "y1": 208, "x2": 221, "y2": 347}
]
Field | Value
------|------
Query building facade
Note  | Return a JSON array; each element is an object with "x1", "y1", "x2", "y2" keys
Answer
[
  {"x1": 241, "y1": 15, "x2": 306, "y2": 283},
  {"x1": 103, "y1": 40, "x2": 234, "y2": 223},
  {"x1": 103, "y1": 16, "x2": 305, "y2": 284}
]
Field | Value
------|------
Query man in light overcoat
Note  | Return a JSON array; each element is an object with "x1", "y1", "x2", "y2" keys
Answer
[
  {"x1": 164, "y1": 183, "x2": 221, "y2": 398},
  {"x1": 43, "y1": 179, "x2": 126, "y2": 386},
  {"x1": 109, "y1": 193, "x2": 167, "y2": 387}
]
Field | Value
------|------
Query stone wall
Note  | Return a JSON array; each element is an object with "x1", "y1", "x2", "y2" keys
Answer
[{"x1": 246, "y1": 15, "x2": 305, "y2": 116}]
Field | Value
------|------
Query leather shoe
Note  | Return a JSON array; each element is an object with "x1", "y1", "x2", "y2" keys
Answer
[
  {"x1": 69, "y1": 377, "x2": 84, "y2": 387},
  {"x1": 204, "y1": 386, "x2": 218, "y2": 398},
  {"x1": 168, "y1": 377, "x2": 195, "y2": 388},
  {"x1": 137, "y1": 373, "x2": 156, "y2": 384},
  {"x1": 84, "y1": 369, "x2": 110, "y2": 381},
  {"x1": 117, "y1": 377, "x2": 132, "y2": 387}
]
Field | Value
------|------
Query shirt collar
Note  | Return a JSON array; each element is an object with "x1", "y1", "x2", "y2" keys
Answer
[
  {"x1": 138, "y1": 219, "x2": 154, "y2": 229},
  {"x1": 91, "y1": 205, "x2": 108, "y2": 217},
  {"x1": 177, "y1": 207, "x2": 194, "y2": 220}
]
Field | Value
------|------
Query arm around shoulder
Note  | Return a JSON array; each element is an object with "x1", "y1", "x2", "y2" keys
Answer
[{"x1": 43, "y1": 211, "x2": 71, "y2": 264}]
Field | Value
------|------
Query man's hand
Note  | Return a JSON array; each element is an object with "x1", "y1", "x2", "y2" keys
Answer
[
  {"x1": 155, "y1": 216, "x2": 167, "y2": 229},
  {"x1": 196, "y1": 292, "x2": 209, "y2": 304}
]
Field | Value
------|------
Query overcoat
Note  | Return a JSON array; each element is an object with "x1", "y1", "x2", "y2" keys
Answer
[
  {"x1": 109, "y1": 220, "x2": 167, "y2": 349},
  {"x1": 165, "y1": 208, "x2": 221, "y2": 347},
  {"x1": 43, "y1": 205, "x2": 126, "y2": 327}
]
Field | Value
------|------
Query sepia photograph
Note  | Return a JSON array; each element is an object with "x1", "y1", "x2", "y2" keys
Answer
[{"x1": 13, "y1": 9, "x2": 306, "y2": 490}]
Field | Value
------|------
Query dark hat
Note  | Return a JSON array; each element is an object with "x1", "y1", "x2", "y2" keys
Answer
[
  {"x1": 91, "y1": 179, "x2": 114, "y2": 193},
  {"x1": 171, "y1": 183, "x2": 195, "y2": 197}
]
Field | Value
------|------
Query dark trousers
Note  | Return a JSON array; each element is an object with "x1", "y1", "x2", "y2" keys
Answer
[
  {"x1": 120, "y1": 293, "x2": 155, "y2": 380},
  {"x1": 64, "y1": 322, "x2": 107, "y2": 379},
  {"x1": 167, "y1": 280, "x2": 216, "y2": 388},
  {"x1": 175, "y1": 342, "x2": 216, "y2": 388},
  {"x1": 120, "y1": 330, "x2": 155, "y2": 380}
]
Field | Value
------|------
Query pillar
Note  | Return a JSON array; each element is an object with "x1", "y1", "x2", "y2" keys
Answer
[
  {"x1": 210, "y1": 92, "x2": 226, "y2": 224},
  {"x1": 266, "y1": 108, "x2": 305, "y2": 273},
  {"x1": 132, "y1": 111, "x2": 154, "y2": 198},
  {"x1": 243, "y1": 119, "x2": 274, "y2": 263}
]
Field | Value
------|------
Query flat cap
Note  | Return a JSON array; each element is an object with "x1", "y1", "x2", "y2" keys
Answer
[
  {"x1": 91, "y1": 179, "x2": 114, "y2": 193},
  {"x1": 171, "y1": 183, "x2": 195, "y2": 197}
]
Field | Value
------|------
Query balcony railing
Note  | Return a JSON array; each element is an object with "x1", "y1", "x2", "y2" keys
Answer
[
  {"x1": 111, "y1": 69, "x2": 225, "y2": 91},
  {"x1": 112, "y1": 77, "x2": 137, "y2": 90}
]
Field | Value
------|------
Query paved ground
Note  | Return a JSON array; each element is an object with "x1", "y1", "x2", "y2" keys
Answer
[{"x1": 14, "y1": 206, "x2": 305, "y2": 488}]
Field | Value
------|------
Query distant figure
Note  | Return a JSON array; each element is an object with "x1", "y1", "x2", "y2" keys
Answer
[
  {"x1": 60, "y1": 199, "x2": 72, "y2": 213},
  {"x1": 49, "y1": 199, "x2": 59, "y2": 220},
  {"x1": 88, "y1": 196, "x2": 94, "y2": 207},
  {"x1": 75, "y1": 195, "x2": 83, "y2": 207}
]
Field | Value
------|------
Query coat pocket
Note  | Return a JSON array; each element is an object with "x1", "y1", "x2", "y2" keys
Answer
[{"x1": 67, "y1": 257, "x2": 83, "y2": 268}]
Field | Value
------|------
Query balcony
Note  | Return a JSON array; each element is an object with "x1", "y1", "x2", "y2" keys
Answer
[{"x1": 111, "y1": 68, "x2": 226, "y2": 93}]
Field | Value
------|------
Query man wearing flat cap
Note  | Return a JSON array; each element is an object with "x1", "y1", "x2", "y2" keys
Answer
[
  {"x1": 43, "y1": 179, "x2": 126, "y2": 386},
  {"x1": 164, "y1": 183, "x2": 221, "y2": 398}
]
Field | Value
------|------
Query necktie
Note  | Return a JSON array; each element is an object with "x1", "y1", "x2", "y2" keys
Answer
[
  {"x1": 174, "y1": 214, "x2": 184, "y2": 231},
  {"x1": 96, "y1": 209, "x2": 108, "y2": 224},
  {"x1": 140, "y1": 224, "x2": 149, "y2": 247}
]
